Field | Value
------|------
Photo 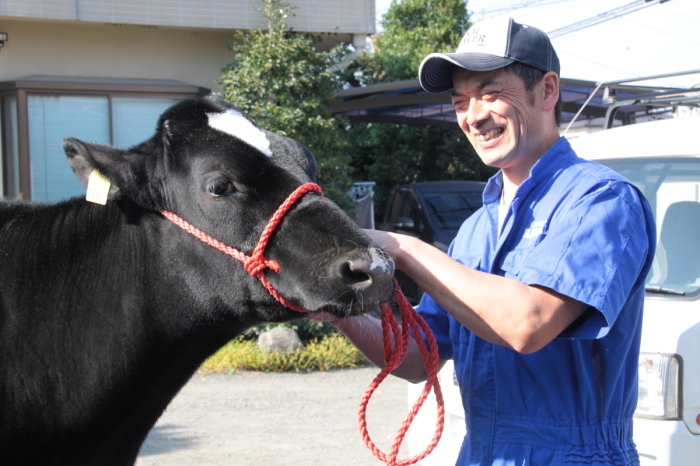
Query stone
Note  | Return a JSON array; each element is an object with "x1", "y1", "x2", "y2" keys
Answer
[{"x1": 257, "y1": 327, "x2": 302, "y2": 353}]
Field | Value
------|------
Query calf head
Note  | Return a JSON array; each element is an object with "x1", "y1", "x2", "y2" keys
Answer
[{"x1": 62, "y1": 96, "x2": 394, "y2": 322}]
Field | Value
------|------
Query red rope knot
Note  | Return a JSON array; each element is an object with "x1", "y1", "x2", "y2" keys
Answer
[
  {"x1": 243, "y1": 255, "x2": 280, "y2": 277},
  {"x1": 240, "y1": 183, "x2": 322, "y2": 280}
]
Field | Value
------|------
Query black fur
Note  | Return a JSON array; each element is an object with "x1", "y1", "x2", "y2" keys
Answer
[{"x1": 0, "y1": 97, "x2": 393, "y2": 465}]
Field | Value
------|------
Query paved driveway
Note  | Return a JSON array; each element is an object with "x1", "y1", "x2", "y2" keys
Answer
[{"x1": 136, "y1": 367, "x2": 414, "y2": 465}]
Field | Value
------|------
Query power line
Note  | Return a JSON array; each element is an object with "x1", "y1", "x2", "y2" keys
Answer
[
  {"x1": 470, "y1": 0, "x2": 577, "y2": 22},
  {"x1": 617, "y1": 14, "x2": 700, "y2": 47},
  {"x1": 375, "y1": 0, "x2": 574, "y2": 26},
  {"x1": 547, "y1": 0, "x2": 670, "y2": 38},
  {"x1": 375, "y1": 0, "x2": 674, "y2": 42}
]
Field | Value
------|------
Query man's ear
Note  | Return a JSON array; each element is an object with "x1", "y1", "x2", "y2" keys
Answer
[{"x1": 540, "y1": 71, "x2": 560, "y2": 113}]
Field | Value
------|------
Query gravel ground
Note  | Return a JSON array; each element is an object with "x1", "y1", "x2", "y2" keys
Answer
[{"x1": 135, "y1": 367, "x2": 412, "y2": 466}]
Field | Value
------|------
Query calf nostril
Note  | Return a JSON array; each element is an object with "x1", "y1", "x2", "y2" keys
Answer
[{"x1": 341, "y1": 261, "x2": 373, "y2": 288}]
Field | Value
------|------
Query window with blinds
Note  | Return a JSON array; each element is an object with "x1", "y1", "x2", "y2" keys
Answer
[
  {"x1": 28, "y1": 95, "x2": 110, "y2": 202},
  {"x1": 112, "y1": 97, "x2": 179, "y2": 148},
  {"x1": 27, "y1": 96, "x2": 179, "y2": 203}
]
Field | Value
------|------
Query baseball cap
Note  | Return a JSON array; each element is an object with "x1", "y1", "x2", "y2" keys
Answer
[{"x1": 419, "y1": 17, "x2": 560, "y2": 93}]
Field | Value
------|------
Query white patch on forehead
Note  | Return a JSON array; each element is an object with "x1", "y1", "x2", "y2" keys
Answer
[{"x1": 207, "y1": 109, "x2": 272, "y2": 157}]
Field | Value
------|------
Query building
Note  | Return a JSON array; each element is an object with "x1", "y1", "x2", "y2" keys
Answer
[{"x1": 0, "y1": 0, "x2": 374, "y2": 200}]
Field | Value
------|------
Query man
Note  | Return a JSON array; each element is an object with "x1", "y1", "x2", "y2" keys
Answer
[{"x1": 315, "y1": 17, "x2": 655, "y2": 465}]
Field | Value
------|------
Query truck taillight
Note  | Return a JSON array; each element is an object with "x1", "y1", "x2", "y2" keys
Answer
[{"x1": 635, "y1": 353, "x2": 682, "y2": 420}]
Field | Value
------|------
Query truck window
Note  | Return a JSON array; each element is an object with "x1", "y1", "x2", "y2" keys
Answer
[
  {"x1": 600, "y1": 158, "x2": 700, "y2": 297},
  {"x1": 423, "y1": 190, "x2": 483, "y2": 230}
]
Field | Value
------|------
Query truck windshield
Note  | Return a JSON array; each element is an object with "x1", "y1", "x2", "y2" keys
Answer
[
  {"x1": 423, "y1": 190, "x2": 483, "y2": 230},
  {"x1": 600, "y1": 157, "x2": 700, "y2": 298}
]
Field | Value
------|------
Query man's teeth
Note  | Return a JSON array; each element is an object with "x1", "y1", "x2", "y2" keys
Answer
[{"x1": 476, "y1": 128, "x2": 504, "y2": 142}]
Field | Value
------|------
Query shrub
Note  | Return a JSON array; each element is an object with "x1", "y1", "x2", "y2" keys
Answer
[
  {"x1": 218, "y1": 0, "x2": 355, "y2": 213},
  {"x1": 200, "y1": 334, "x2": 369, "y2": 373}
]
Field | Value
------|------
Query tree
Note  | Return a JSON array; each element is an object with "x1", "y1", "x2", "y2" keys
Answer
[
  {"x1": 361, "y1": 0, "x2": 469, "y2": 84},
  {"x1": 349, "y1": 120, "x2": 494, "y2": 218},
  {"x1": 218, "y1": 0, "x2": 355, "y2": 211},
  {"x1": 344, "y1": 0, "x2": 495, "y2": 218}
]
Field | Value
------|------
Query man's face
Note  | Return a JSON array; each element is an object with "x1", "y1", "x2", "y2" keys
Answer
[{"x1": 451, "y1": 67, "x2": 552, "y2": 173}]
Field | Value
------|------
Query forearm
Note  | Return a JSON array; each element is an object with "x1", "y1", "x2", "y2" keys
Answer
[
  {"x1": 374, "y1": 232, "x2": 587, "y2": 353},
  {"x1": 402, "y1": 246, "x2": 534, "y2": 350},
  {"x1": 329, "y1": 314, "x2": 435, "y2": 383}
]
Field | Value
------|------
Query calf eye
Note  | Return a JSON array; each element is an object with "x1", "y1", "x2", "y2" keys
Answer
[{"x1": 207, "y1": 178, "x2": 238, "y2": 197}]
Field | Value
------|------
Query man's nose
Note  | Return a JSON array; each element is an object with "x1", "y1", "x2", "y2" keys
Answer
[{"x1": 466, "y1": 98, "x2": 488, "y2": 128}]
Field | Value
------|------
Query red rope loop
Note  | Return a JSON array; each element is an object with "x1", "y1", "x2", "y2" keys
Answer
[{"x1": 359, "y1": 280, "x2": 445, "y2": 466}]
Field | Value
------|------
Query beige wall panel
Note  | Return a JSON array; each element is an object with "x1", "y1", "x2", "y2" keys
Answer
[
  {"x1": 0, "y1": 17, "x2": 354, "y2": 93},
  {"x1": 0, "y1": 0, "x2": 375, "y2": 34}
]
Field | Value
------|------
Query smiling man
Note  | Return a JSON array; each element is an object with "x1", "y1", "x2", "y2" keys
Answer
[{"x1": 317, "y1": 17, "x2": 656, "y2": 465}]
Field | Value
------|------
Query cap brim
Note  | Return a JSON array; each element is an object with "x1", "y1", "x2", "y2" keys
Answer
[{"x1": 418, "y1": 53, "x2": 515, "y2": 93}]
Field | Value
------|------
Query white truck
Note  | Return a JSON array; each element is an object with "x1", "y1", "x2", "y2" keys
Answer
[{"x1": 407, "y1": 80, "x2": 700, "y2": 465}]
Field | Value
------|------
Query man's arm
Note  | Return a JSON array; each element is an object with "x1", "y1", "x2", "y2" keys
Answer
[
  {"x1": 309, "y1": 312, "x2": 445, "y2": 383},
  {"x1": 365, "y1": 230, "x2": 589, "y2": 354}
]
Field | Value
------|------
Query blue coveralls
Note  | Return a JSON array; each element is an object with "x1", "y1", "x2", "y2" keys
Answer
[{"x1": 417, "y1": 137, "x2": 656, "y2": 465}]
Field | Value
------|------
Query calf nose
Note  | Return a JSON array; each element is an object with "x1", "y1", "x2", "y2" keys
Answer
[
  {"x1": 340, "y1": 260, "x2": 374, "y2": 290},
  {"x1": 337, "y1": 248, "x2": 394, "y2": 298}
]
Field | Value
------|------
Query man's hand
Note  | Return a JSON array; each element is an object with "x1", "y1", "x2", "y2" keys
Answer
[{"x1": 363, "y1": 229, "x2": 400, "y2": 255}]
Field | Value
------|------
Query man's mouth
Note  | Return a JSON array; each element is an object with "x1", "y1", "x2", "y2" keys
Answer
[{"x1": 475, "y1": 128, "x2": 504, "y2": 142}]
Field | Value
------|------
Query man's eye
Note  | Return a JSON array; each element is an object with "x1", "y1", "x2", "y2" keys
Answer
[
  {"x1": 207, "y1": 178, "x2": 238, "y2": 197},
  {"x1": 453, "y1": 100, "x2": 468, "y2": 111}
]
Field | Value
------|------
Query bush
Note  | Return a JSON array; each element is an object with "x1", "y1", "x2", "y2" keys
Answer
[
  {"x1": 218, "y1": 0, "x2": 355, "y2": 213},
  {"x1": 200, "y1": 334, "x2": 369, "y2": 373}
]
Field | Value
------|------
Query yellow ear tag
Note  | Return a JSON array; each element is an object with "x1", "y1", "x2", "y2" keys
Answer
[{"x1": 86, "y1": 169, "x2": 112, "y2": 205}]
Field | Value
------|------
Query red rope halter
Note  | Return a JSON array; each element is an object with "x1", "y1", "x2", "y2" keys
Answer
[
  {"x1": 159, "y1": 182, "x2": 322, "y2": 313},
  {"x1": 159, "y1": 181, "x2": 444, "y2": 465}
]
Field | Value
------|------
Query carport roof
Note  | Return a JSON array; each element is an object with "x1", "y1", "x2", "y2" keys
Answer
[{"x1": 331, "y1": 78, "x2": 693, "y2": 128}]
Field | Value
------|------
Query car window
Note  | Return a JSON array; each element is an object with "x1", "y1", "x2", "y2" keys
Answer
[
  {"x1": 600, "y1": 157, "x2": 700, "y2": 298},
  {"x1": 423, "y1": 190, "x2": 483, "y2": 230}
]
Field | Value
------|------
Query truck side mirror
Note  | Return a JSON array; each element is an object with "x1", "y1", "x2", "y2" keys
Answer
[{"x1": 393, "y1": 216, "x2": 416, "y2": 231}]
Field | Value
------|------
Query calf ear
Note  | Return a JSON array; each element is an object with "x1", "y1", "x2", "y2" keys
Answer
[
  {"x1": 63, "y1": 138, "x2": 127, "y2": 201},
  {"x1": 63, "y1": 138, "x2": 124, "y2": 199}
]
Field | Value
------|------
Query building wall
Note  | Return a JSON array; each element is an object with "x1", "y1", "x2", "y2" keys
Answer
[
  {"x1": 0, "y1": 17, "x2": 355, "y2": 93},
  {"x1": 0, "y1": 0, "x2": 375, "y2": 35},
  {"x1": 0, "y1": 0, "x2": 374, "y2": 199},
  {"x1": 0, "y1": 0, "x2": 374, "y2": 93}
]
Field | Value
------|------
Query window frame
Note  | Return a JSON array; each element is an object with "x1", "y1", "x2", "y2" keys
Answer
[{"x1": 0, "y1": 76, "x2": 209, "y2": 200}]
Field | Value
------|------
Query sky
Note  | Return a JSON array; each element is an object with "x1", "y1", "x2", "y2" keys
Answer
[{"x1": 374, "y1": 0, "x2": 700, "y2": 89}]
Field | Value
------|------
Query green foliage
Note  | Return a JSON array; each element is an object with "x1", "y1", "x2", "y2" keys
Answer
[
  {"x1": 200, "y1": 334, "x2": 369, "y2": 373},
  {"x1": 350, "y1": 123, "x2": 496, "y2": 219},
  {"x1": 343, "y1": 0, "x2": 493, "y2": 219},
  {"x1": 218, "y1": 0, "x2": 355, "y2": 212},
  {"x1": 354, "y1": 0, "x2": 469, "y2": 84}
]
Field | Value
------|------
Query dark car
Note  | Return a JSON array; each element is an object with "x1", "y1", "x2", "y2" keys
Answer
[{"x1": 378, "y1": 181, "x2": 486, "y2": 303}]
